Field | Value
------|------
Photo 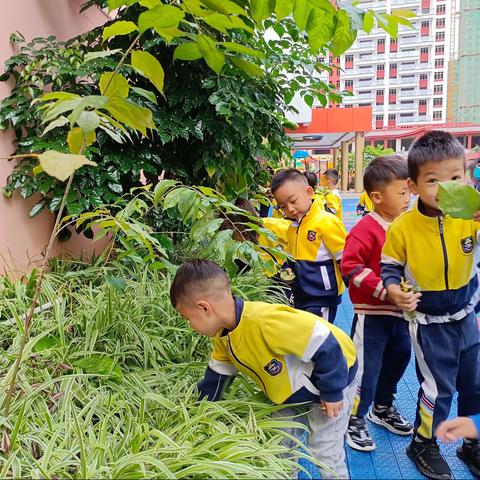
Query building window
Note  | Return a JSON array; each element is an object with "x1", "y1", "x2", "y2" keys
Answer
[
  {"x1": 345, "y1": 54, "x2": 354, "y2": 69},
  {"x1": 434, "y1": 85, "x2": 443, "y2": 94},
  {"x1": 419, "y1": 99, "x2": 427, "y2": 106},
  {"x1": 436, "y1": 4, "x2": 446, "y2": 14},
  {"x1": 421, "y1": 21, "x2": 430, "y2": 28},
  {"x1": 433, "y1": 111, "x2": 442, "y2": 120},
  {"x1": 388, "y1": 114, "x2": 396, "y2": 120},
  {"x1": 436, "y1": 31, "x2": 445, "y2": 41},
  {"x1": 377, "y1": 38, "x2": 385, "y2": 46},
  {"x1": 435, "y1": 58, "x2": 444, "y2": 68},
  {"x1": 433, "y1": 98, "x2": 443, "y2": 107},
  {"x1": 376, "y1": 89, "x2": 384, "y2": 95},
  {"x1": 435, "y1": 45, "x2": 445, "y2": 55},
  {"x1": 389, "y1": 88, "x2": 396, "y2": 95},
  {"x1": 377, "y1": 64, "x2": 385, "y2": 71},
  {"x1": 376, "y1": 115, "x2": 384, "y2": 121},
  {"x1": 434, "y1": 71, "x2": 444, "y2": 81},
  {"x1": 420, "y1": 47, "x2": 428, "y2": 55},
  {"x1": 345, "y1": 79, "x2": 353, "y2": 88},
  {"x1": 436, "y1": 18, "x2": 445, "y2": 28}
]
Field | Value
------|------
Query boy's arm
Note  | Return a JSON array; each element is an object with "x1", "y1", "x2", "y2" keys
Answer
[
  {"x1": 341, "y1": 233, "x2": 387, "y2": 301},
  {"x1": 321, "y1": 215, "x2": 347, "y2": 263},
  {"x1": 198, "y1": 339, "x2": 238, "y2": 401},
  {"x1": 326, "y1": 193, "x2": 341, "y2": 216}
]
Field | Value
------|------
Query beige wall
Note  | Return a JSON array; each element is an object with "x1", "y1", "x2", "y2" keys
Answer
[{"x1": 0, "y1": 0, "x2": 108, "y2": 277}]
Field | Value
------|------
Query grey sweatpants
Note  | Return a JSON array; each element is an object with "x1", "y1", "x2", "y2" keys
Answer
[{"x1": 274, "y1": 377, "x2": 358, "y2": 479}]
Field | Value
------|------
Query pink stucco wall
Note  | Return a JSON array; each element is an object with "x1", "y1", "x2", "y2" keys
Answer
[{"x1": 0, "y1": 0, "x2": 109, "y2": 277}]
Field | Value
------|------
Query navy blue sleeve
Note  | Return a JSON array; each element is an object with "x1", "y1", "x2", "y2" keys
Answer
[
  {"x1": 197, "y1": 366, "x2": 234, "y2": 401},
  {"x1": 310, "y1": 334, "x2": 349, "y2": 402},
  {"x1": 381, "y1": 262, "x2": 404, "y2": 288}
]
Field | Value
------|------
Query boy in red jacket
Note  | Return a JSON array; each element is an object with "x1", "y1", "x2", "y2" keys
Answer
[{"x1": 341, "y1": 155, "x2": 413, "y2": 451}]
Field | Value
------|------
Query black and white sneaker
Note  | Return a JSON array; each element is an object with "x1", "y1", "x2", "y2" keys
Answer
[
  {"x1": 367, "y1": 404, "x2": 414, "y2": 436},
  {"x1": 457, "y1": 440, "x2": 480, "y2": 478},
  {"x1": 346, "y1": 416, "x2": 376, "y2": 452},
  {"x1": 406, "y1": 439, "x2": 451, "y2": 480}
]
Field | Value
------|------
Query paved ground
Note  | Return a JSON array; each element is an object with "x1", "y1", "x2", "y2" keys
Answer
[{"x1": 298, "y1": 196, "x2": 475, "y2": 480}]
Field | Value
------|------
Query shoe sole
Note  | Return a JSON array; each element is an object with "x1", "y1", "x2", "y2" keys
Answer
[
  {"x1": 367, "y1": 411, "x2": 414, "y2": 436},
  {"x1": 406, "y1": 446, "x2": 452, "y2": 480},
  {"x1": 345, "y1": 433, "x2": 376, "y2": 452},
  {"x1": 456, "y1": 447, "x2": 480, "y2": 478}
]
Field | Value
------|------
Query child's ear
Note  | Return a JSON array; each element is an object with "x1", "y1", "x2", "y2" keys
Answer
[
  {"x1": 407, "y1": 178, "x2": 418, "y2": 195},
  {"x1": 306, "y1": 186, "x2": 314, "y2": 196},
  {"x1": 370, "y1": 191, "x2": 382, "y2": 205},
  {"x1": 196, "y1": 299, "x2": 212, "y2": 315}
]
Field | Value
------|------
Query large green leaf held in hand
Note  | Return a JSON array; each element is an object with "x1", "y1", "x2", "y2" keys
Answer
[{"x1": 438, "y1": 181, "x2": 480, "y2": 220}]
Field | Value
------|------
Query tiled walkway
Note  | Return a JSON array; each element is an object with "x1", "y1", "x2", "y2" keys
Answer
[{"x1": 298, "y1": 197, "x2": 475, "y2": 480}]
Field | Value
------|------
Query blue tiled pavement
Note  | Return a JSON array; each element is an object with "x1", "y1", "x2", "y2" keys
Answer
[{"x1": 298, "y1": 196, "x2": 475, "y2": 480}]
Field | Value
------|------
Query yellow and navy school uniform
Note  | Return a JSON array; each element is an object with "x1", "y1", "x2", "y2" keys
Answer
[
  {"x1": 198, "y1": 297, "x2": 358, "y2": 404},
  {"x1": 325, "y1": 190, "x2": 343, "y2": 221},
  {"x1": 356, "y1": 191, "x2": 374, "y2": 217},
  {"x1": 381, "y1": 200, "x2": 480, "y2": 441},
  {"x1": 258, "y1": 217, "x2": 291, "y2": 276},
  {"x1": 286, "y1": 198, "x2": 346, "y2": 322}
]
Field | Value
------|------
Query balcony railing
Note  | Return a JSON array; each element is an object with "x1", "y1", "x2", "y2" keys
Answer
[
  {"x1": 398, "y1": 88, "x2": 432, "y2": 97},
  {"x1": 400, "y1": 35, "x2": 434, "y2": 45},
  {"x1": 399, "y1": 62, "x2": 433, "y2": 72},
  {"x1": 342, "y1": 67, "x2": 374, "y2": 76},
  {"x1": 389, "y1": 103, "x2": 418, "y2": 112}
]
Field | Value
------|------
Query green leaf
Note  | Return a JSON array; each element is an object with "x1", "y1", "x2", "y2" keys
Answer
[
  {"x1": 438, "y1": 182, "x2": 480, "y2": 220},
  {"x1": 131, "y1": 50, "x2": 164, "y2": 94},
  {"x1": 99, "y1": 72, "x2": 130, "y2": 97},
  {"x1": 307, "y1": 7, "x2": 335, "y2": 51},
  {"x1": 200, "y1": 0, "x2": 245, "y2": 15},
  {"x1": 153, "y1": 179, "x2": 178, "y2": 205},
  {"x1": 72, "y1": 355, "x2": 123, "y2": 379},
  {"x1": 42, "y1": 116, "x2": 69, "y2": 136},
  {"x1": 139, "y1": 0, "x2": 160, "y2": 7},
  {"x1": 391, "y1": 8, "x2": 416, "y2": 18},
  {"x1": 130, "y1": 86, "x2": 158, "y2": 105},
  {"x1": 163, "y1": 187, "x2": 191, "y2": 210},
  {"x1": 275, "y1": 0, "x2": 295, "y2": 20},
  {"x1": 38, "y1": 150, "x2": 97, "y2": 181},
  {"x1": 102, "y1": 21, "x2": 138, "y2": 42},
  {"x1": 36, "y1": 91, "x2": 80, "y2": 103},
  {"x1": 293, "y1": 0, "x2": 313, "y2": 31},
  {"x1": 107, "y1": 0, "x2": 136, "y2": 10},
  {"x1": 106, "y1": 275, "x2": 127, "y2": 292},
  {"x1": 362, "y1": 10, "x2": 374, "y2": 33},
  {"x1": 220, "y1": 42, "x2": 265, "y2": 58},
  {"x1": 190, "y1": 218, "x2": 224, "y2": 241},
  {"x1": 173, "y1": 42, "x2": 202, "y2": 61},
  {"x1": 250, "y1": 0, "x2": 275, "y2": 24},
  {"x1": 30, "y1": 202, "x2": 46, "y2": 218},
  {"x1": 67, "y1": 127, "x2": 96, "y2": 154},
  {"x1": 303, "y1": 94, "x2": 314, "y2": 107},
  {"x1": 197, "y1": 35, "x2": 225, "y2": 74},
  {"x1": 230, "y1": 57, "x2": 263, "y2": 77},
  {"x1": 105, "y1": 97, "x2": 155, "y2": 135},
  {"x1": 331, "y1": 10, "x2": 357, "y2": 56},
  {"x1": 33, "y1": 335, "x2": 60, "y2": 352},
  {"x1": 202, "y1": 12, "x2": 234, "y2": 34},
  {"x1": 76, "y1": 111, "x2": 101, "y2": 134},
  {"x1": 84, "y1": 49, "x2": 122, "y2": 62},
  {"x1": 138, "y1": 4, "x2": 185, "y2": 34}
]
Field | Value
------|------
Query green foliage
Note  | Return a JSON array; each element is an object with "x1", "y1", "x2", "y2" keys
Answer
[
  {"x1": 0, "y1": 266, "x2": 315, "y2": 478},
  {"x1": 438, "y1": 181, "x2": 480, "y2": 220},
  {"x1": 348, "y1": 144, "x2": 395, "y2": 176}
]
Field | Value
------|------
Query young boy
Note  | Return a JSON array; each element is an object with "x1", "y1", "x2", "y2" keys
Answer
[
  {"x1": 322, "y1": 169, "x2": 343, "y2": 221},
  {"x1": 271, "y1": 169, "x2": 347, "y2": 323},
  {"x1": 381, "y1": 131, "x2": 480, "y2": 480},
  {"x1": 341, "y1": 156, "x2": 413, "y2": 452},
  {"x1": 170, "y1": 259, "x2": 358, "y2": 479}
]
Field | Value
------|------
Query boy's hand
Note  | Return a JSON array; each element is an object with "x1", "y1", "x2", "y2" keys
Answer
[
  {"x1": 321, "y1": 400, "x2": 343, "y2": 418},
  {"x1": 386, "y1": 284, "x2": 421, "y2": 312},
  {"x1": 436, "y1": 417, "x2": 478, "y2": 442},
  {"x1": 474, "y1": 210, "x2": 480, "y2": 222}
]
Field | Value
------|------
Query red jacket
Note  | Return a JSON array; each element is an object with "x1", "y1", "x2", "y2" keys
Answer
[{"x1": 341, "y1": 212, "x2": 402, "y2": 317}]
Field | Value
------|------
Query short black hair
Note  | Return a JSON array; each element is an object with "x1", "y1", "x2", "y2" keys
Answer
[
  {"x1": 363, "y1": 155, "x2": 408, "y2": 194},
  {"x1": 271, "y1": 168, "x2": 308, "y2": 193},
  {"x1": 324, "y1": 168, "x2": 339, "y2": 184},
  {"x1": 303, "y1": 171, "x2": 318, "y2": 189},
  {"x1": 408, "y1": 130, "x2": 465, "y2": 181},
  {"x1": 170, "y1": 259, "x2": 229, "y2": 308}
]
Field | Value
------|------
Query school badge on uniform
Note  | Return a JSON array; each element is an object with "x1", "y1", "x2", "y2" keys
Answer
[
  {"x1": 307, "y1": 230, "x2": 316, "y2": 242},
  {"x1": 263, "y1": 358, "x2": 283, "y2": 376},
  {"x1": 461, "y1": 235, "x2": 473, "y2": 254}
]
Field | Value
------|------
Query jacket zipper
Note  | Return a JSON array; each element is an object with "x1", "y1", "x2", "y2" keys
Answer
[
  {"x1": 438, "y1": 216, "x2": 450, "y2": 292},
  {"x1": 227, "y1": 336, "x2": 267, "y2": 394}
]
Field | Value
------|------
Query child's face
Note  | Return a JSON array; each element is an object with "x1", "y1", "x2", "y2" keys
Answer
[
  {"x1": 273, "y1": 180, "x2": 313, "y2": 221},
  {"x1": 176, "y1": 300, "x2": 223, "y2": 337},
  {"x1": 373, "y1": 179, "x2": 410, "y2": 221},
  {"x1": 408, "y1": 157, "x2": 466, "y2": 215}
]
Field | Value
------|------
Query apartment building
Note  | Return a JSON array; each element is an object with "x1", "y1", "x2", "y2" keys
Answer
[{"x1": 329, "y1": 0, "x2": 454, "y2": 129}]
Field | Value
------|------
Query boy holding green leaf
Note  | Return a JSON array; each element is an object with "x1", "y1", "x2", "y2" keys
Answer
[{"x1": 381, "y1": 131, "x2": 480, "y2": 480}]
